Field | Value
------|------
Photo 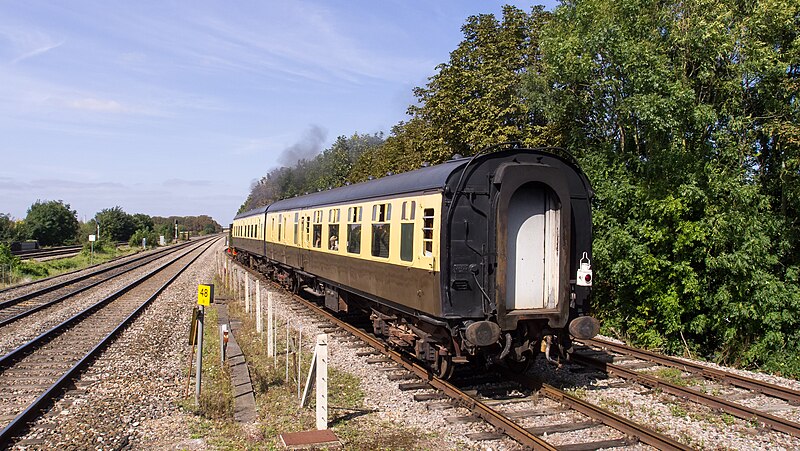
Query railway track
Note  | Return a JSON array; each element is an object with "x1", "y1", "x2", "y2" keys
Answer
[
  {"x1": 0, "y1": 236, "x2": 218, "y2": 447},
  {"x1": 230, "y1": 258, "x2": 689, "y2": 450},
  {"x1": 0, "y1": 241, "x2": 201, "y2": 331},
  {"x1": 11, "y1": 245, "x2": 84, "y2": 260},
  {"x1": 572, "y1": 338, "x2": 800, "y2": 439}
]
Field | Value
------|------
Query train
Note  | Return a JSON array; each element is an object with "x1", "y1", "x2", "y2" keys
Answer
[{"x1": 229, "y1": 145, "x2": 599, "y2": 377}]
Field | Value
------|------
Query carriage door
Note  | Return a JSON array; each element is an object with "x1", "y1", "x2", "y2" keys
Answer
[{"x1": 505, "y1": 183, "x2": 560, "y2": 310}]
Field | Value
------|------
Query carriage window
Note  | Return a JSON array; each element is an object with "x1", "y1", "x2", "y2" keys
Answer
[
  {"x1": 328, "y1": 208, "x2": 340, "y2": 223},
  {"x1": 313, "y1": 224, "x2": 322, "y2": 248},
  {"x1": 278, "y1": 214, "x2": 283, "y2": 241},
  {"x1": 328, "y1": 224, "x2": 340, "y2": 250},
  {"x1": 401, "y1": 201, "x2": 416, "y2": 220},
  {"x1": 329, "y1": 209, "x2": 340, "y2": 251},
  {"x1": 293, "y1": 213, "x2": 299, "y2": 244},
  {"x1": 372, "y1": 203, "x2": 391, "y2": 222},
  {"x1": 400, "y1": 223, "x2": 413, "y2": 262},
  {"x1": 422, "y1": 208, "x2": 434, "y2": 256},
  {"x1": 347, "y1": 206, "x2": 362, "y2": 254},
  {"x1": 371, "y1": 203, "x2": 391, "y2": 258}
]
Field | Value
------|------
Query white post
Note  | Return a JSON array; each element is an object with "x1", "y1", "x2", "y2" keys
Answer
[
  {"x1": 285, "y1": 320, "x2": 290, "y2": 382},
  {"x1": 245, "y1": 276, "x2": 251, "y2": 313},
  {"x1": 316, "y1": 334, "x2": 328, "y2": 430},
  {"x1": 267, "y1": 291, "x2": 274, "y2": 359},
  {"x1": 256, "y1": 281, "x2": 262, "y2": 332},
  {"x1": 234, "y1": 269, "x2": 239, "y2": 300},
  {"x1": 297, "y1": 328, "x2": 302, "y2": 401}
]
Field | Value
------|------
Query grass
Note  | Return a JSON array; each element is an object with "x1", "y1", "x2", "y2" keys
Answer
[
  {"x1": 0, "y1": 245, "x2": 137, "y2": 288},
  {"x1": 644, "y1": 367, "x2": 696, "y2": 387},
  {"x1": 177, "y1": 274, "x2": 445, "y2": 449}
]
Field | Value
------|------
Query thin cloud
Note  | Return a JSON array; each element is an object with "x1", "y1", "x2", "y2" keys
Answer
[
  {"x1": 10, "y1": 40, "x2": 64, "y2": 64},
  {"x1": 68, "y1": 98, "x2": 126, "y2": 113}
]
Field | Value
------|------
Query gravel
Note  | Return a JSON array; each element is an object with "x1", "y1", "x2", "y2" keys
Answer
[{"x1": 10, "y1": 247, "x2": 800, "y2": 450}]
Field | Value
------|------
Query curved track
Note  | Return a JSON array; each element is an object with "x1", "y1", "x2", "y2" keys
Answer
[
  {"x1": 0, "y1": 237, "x2": 219, "y2": 447},
  {"x1": 573, "y1": 338, "x2": 800, "y2": 438}
]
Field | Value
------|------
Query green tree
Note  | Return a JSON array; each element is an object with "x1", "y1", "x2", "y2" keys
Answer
[
  {"x1": 0, "y1": 214, "x2": 20, "y2": 244},
  {"x1": 95, "y1": 207, "x2": 137, "y2": 242},
  {"x1": 131, "y1": 213, "x2": 154, "y2": 232},
  {"x1": 524, "y1": 0, "x2": 800, "y2": 373},
  {"x1": 24, "y1": 200, "x2": 80, "y2": 246},
  {"x1": 409, "y1": 5, "x2": 549, "y2": 157}
]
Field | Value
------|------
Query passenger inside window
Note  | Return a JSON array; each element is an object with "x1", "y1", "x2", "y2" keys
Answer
[
  {"x1": 347, "y1": 224, "x2": 361, "y2": 254},
  {"x1": 371, "y1": 223, "x2": 390, "y2": 258}
]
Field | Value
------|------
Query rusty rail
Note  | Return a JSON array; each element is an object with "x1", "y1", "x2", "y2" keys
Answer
[
  {"x1": 572, "y1": 353, "x2": 800, "y2": 438},
  {"x1": 582, "y1": 337, "x2": 800, "y2": 405}
]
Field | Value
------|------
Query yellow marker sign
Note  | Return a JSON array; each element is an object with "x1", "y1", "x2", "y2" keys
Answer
[{"x1": 198, "y1": 284, "x2": 213, "y2": 307}]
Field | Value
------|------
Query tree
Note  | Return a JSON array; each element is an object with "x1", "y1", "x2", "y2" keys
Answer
[
  {"x1": 24, "y1": 200, "x2": 80, "y2": 246},
  {"x1": 523, "y1": 0, "x2": 800, "y2": 373},
  {"x1": 408, "y1": 5, "x2": 549, "y2": 157},
  {"x1": 0, "y1": 214, "x2": 20, "y2": 244},
  {"x1": 95, "y1": 207, "x2": 137, "y2": 242},
  {"x1": 131, "y1": 213, "x2": 154, "y2": 232}
]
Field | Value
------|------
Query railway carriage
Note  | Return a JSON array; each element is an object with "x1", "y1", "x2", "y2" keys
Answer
[{"x1": 231, "y1": 145, "x2": 598, "y2": 377}]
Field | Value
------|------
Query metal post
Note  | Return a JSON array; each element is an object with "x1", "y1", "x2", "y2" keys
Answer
[
  {"x1": 195, "y1": 306, "x2": 204, "y2": 404},
  {"x1": 256, "y1": 281, "x2": 262, "y2": 333}
]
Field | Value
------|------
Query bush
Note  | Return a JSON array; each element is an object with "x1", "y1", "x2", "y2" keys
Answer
[{"x1": 129, "y1": 229, "x2": 159, "y2": 248}]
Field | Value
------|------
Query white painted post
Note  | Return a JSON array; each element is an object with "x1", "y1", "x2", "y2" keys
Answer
[
  {"x1": 267, "y1": 291, "x2": 274, "y2": 359},
  {"x1": 297, "y1": 328, "x2": 302, "y2": 401},
  {"x1": 234, "y1": 269, "x2": 239, "y2": 300},
  {"x1": 256, "y1": 281, "x2": 262, "y2": 332},
  {"x1": 285, "y1": 320, "x2": 290, "y2": 382},
  {"x1": 316, "y1": 334, "x2": 328, "y2": 430},
  {"x1": 245, "y1": 276, "x2": 251, "y2": 314}
]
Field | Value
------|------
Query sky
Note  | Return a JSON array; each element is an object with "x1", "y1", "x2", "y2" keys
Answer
[{"x1": 0, "y1": 0, "x2": 556, "y2": 226}]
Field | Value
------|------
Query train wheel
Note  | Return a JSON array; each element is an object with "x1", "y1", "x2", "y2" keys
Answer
[{"x1": 435, "y1": 355, "x2": 454, "y2": 379}]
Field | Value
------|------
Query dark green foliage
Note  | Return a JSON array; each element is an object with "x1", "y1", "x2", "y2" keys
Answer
[
  {"x1": 24, "y1": 200, "x2": 80, "y2": 246},
  {"x1": 152, "y1": 215, "x2": 221, "y2": 234},
  {"x1": 524, "y1": 0, "x2": 800, "y2": 374},
  {"x1": 0, "y1": 214, "x2": 22, "y2": 244},
  {"x1": 95, "y1": 206, "x2": 137, "y2": 242},
  {"x1": 132, "y1": 213, "x2": 154, "y2": 232},
  {"x1": 0, "y1": 243, "x2": 18, "y2": 267}
]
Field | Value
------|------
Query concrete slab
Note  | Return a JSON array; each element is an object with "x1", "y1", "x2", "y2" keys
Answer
[{"x1": 217, "y1": 304, "x2": 258, "y2": 423}]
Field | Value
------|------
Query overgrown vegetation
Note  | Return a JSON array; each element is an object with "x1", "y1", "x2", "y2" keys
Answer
[{"x1": 241, "y1": 2, "x2": 800, "y2": 377}]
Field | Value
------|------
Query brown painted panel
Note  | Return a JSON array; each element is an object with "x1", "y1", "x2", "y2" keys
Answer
[
  {"x1": 231, "y1": 237, "x2": 263, "y2": 256},
  {"x1": 270, "y1": 243, "x2": 442, "y2": 317}
]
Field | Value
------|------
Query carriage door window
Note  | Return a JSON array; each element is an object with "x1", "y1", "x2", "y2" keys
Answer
[
  {"x1": 371, "y1": 203, "x2": 391, "y2": 258},
  {"x1": 277, "y1": 214, "x2": 283, "y2": 241},
  {"x1": 312, "y1": 210, "x2": 323, "y2": 248},
  {"x1": 422, "y1": 208, "x2": 435, "y2": 256},
  {"x1": 347, "y1": 206, "x2": 362, "y2": 254},
  {"x1": 293, "y1": 213, "x2": 299, "y2": 245},
  {"x1": 400, "y1": 201, "x2": 415, "y2": 262},
  {"x1": 328, "y1": 209, "x2": 340, "y2": 251}
]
